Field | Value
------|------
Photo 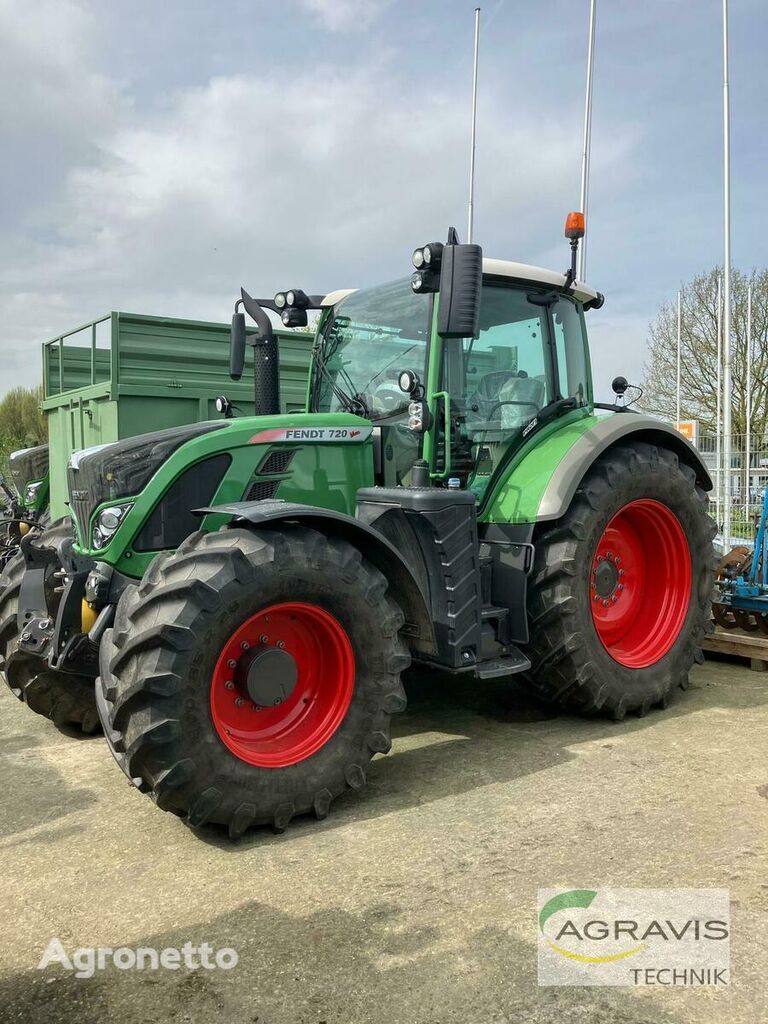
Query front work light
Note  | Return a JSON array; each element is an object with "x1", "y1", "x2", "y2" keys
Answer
[
  {"x1": 407, "y1": 399, "x2": 431, "y2": 433},
  {"x1": 274, "y1": 292, "x2": 288, "y2": 309},
  {"x1": 422, "y1": 242, "x2": 443, "y2": 268},
  {"x1": 285, "y1": 289, "x2": 309, "y2": 309},
  {"x1": 411, "y1": 269, "x2": 439, "y2": 294},
  {"x1": 413, "y1": 243, "x2": 443, "y2": 270},
  {"x1": 281, "y1": 307, "x2": 308, "y2": 327}
]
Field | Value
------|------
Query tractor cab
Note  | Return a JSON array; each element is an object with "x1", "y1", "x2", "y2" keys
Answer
[{"x1": 307, "y1": 228, "x2": 602, "y2": 503}]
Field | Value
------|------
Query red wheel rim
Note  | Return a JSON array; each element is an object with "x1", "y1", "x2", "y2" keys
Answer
[
  {"x1": 589, "y1": 499, "x2": 691, "y2": 668},
  {"x1": 210, "y1": 602, "x2": 355, "y2": 768}
]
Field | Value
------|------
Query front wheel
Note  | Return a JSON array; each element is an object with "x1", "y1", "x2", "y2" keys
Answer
[
  {"x1": 97, "y1": 525, "x2": 410, "y2": 836},
  {"x1": 524, "y1": 441, "x2": 715, "y2": 718}
]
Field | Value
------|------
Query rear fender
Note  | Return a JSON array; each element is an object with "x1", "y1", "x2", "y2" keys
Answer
[
  {"x1": 196, "y1": 500, "x2": 436, "y2": 656},
  {"x1": 535, "y1": 415, "x2": 712, "y2": 523}
]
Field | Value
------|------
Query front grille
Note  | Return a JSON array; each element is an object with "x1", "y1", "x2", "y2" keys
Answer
[
  {"x1": 67, "y1": 466, "x2": 100, "y2": 545},
  {"x1": 245, "y1": 479, "x2": 280, "y2": 502},
  {"x1": 257, "y1": 449, "x2": 294, "y2": 475}
]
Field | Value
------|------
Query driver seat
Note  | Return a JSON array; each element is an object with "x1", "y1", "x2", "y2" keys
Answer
[{"x1": 498, "y1": 374, "x2": 546, "y2": 429}]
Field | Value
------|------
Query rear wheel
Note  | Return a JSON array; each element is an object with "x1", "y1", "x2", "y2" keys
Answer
[
  {"x1": 97, "y1": 525, "x2": 410, "y2": 836},
  {"x1": 0, "y1": 520, "x2": 100, "y2": 733},
  {"x1": 524, "y1": 441, "x2": 715, "y2": 718}
]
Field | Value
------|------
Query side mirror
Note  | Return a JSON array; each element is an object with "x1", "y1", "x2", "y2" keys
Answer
[
  {"x1": 230, "y1": 313, "x2": 246, "y2": 380},
  {"x1": 437, "y1": 243, "x2": 482, "y2": 338}
]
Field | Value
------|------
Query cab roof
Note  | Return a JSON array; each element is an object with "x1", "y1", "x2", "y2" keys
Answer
[
  {"x1": 321, "y1": 259, "x2": 600, "y2": 308},
  {"x1": 482, "y1": 258, "x2": 599, "y2": 304}
]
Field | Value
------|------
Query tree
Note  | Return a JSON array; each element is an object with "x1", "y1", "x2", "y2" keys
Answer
[
  {"x1": 640, "y1": 268, "x2": 768, "y2": 443},
  {"x1": 0, "y1": 386, "x2": 47, "y2": 476}
]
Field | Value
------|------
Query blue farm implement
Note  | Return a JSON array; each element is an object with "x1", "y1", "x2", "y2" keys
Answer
[{"x1": 713, "y1": 489, "x2": 768, "y2": 633}]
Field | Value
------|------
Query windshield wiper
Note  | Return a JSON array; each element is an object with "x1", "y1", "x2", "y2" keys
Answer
[{"x1": 312, "y1": 342, "x2": 369, "y2": 418}]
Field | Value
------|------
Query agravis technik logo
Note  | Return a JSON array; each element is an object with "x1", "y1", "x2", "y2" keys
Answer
[{"x1": 537, "y1": 888, "x2": 730, "y2": 987}]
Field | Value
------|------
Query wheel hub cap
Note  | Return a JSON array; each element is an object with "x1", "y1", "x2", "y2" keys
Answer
[
  {"x1": 593, "y1": 557, "x2": 619, "y2": 598},
  {"x1": 238, "y1": 646, "x2": 298, "y2": 707}
]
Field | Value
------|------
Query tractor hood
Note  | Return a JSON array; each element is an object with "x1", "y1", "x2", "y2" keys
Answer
[
  {"x1": 9, "y1": 443, "x2": 49, "y2": 498},
  {"x1": 68, "y1": 412, "x2": 375, "y2": 571}
]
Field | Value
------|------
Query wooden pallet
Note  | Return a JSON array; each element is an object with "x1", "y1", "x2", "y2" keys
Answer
[{"x1": 703, "y1": 626, "x2": 768, "y2": 671}]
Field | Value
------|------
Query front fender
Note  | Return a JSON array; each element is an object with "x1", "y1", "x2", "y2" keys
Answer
[{"x1": 195, "y1": 499, "x2": 436, "y2": 656}]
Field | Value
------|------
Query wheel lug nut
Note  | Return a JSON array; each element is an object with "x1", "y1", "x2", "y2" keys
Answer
[
  {"x1": 273, "y1": 698, "x2": 281, "y2": 706},
  {"x1": 618, "y1": 569, "x2": 625, "y2": 577},
  {"x1": 227, "y1": 659, "x2": 236, "y2": 669},
  {"x1": 259, "y1": 634, "x2": 269, "y2": 643},
  {"x1": 234, "y1": 697, "x2": 244, "y2": 706},
  {"x1": 241, "y1": 641, "x2": 250, "y2": 651},
  {"x1": 602, "y1": 600, "x2": 609, "y2": 607},
  {"x1": 594, "y1": 594, "x2": 600, "y2": 601},
  {"x1": 276, "y1": 640, "x2": 285, "y2": 649},
  {"x1": 225, "y1": 681, "x2": 234, "y2": 690},
  {"x1": 617, "y1": 584, "x2": 624, "y2": 591}
]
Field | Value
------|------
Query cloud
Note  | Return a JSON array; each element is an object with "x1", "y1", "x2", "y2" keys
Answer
[
  {"x1": 0, "y1": 2, "x2": 640, "y2": 394},
  {"x1": 296, "y1": 0, "x2": 388, "y2": 33}
]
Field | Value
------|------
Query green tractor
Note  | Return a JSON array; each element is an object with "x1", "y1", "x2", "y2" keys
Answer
[
  {"x1": 0, "y1": 444, "x2": 50, "y2": 568},
  {"x1": 17, "y1": 219, "x2": 714, "y2": 835}
]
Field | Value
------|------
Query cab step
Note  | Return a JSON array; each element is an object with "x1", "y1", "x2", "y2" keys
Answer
[{"x1": 474, "y1": 646, "x2": 531, "y2": 679}]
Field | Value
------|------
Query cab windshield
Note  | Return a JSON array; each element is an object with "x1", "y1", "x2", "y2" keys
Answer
[{"x1": 312, "y1": 278, "x2": 430, "y2": 422}]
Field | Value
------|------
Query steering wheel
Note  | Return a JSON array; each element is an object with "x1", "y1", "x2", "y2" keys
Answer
[
  {"x1": 370, "y1": 380, "x2": 407, "y2": 417},
  {"x1": 486, "y1": 399, "x2": 541, "y2": 420}
]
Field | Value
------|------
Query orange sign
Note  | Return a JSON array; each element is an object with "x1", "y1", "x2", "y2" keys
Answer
[{"x1": 674, "y1": 420, "x2": 698, "y2": 443}]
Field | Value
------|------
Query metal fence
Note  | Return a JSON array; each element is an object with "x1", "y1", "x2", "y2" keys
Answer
[{"x1": 697, "y1": 431, "x2": 768, "y2": 544}]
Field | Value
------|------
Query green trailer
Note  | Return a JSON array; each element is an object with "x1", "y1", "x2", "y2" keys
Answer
[{"x1": 42, "y1": 311, "x2": 312, "y2": 521}]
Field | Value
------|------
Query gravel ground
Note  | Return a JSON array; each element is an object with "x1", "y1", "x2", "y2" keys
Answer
[{"x1": 0, "y1": 658, "x2": 767, "y2": 1023}]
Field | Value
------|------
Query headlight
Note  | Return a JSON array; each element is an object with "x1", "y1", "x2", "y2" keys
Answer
[
  {"x1": 422, "y1": 243, "x2": 443, "y2": 267},
  {"x1": 24, "y1": 480, "x2": 43, "y2": 503},
  {"x1": 92, "y1": 504, "x2": 132, "y2": 550}
]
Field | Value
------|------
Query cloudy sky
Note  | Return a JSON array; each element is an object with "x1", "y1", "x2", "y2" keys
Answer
[{"x1": 1, "y1": 0, "x2": 766, "y2": 399}]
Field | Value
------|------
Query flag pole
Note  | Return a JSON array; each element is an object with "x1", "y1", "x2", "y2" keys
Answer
[
  {"x1": 676, "y1": 291, "x2": 682, "y2": 427},
  {"x1": 467, "y1": 7, "x2": 481, "y2": 244},
  {"x1": 746, "y1": 282, "x2": 752, "y2": 518},
  {"x1": 722, "y1": 0, "x2": 733, "y2": 547},
  {"x1": 716, "y1": 275, "x2": 722, "y2": 526},
  {"x1": 577, "y1": 0, "x2": 597, "y2": 281}
]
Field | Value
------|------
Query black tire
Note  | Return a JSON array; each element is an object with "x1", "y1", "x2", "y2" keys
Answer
[
  {"x1": 0, "y1": 520, "x2": 100, "y2": 734},
  {"x1": 97, "y1": 525, "x2": 410, "y2": 837},
  {"x1": 524, "y1": 441, "x2": 716, "y2": 718}
]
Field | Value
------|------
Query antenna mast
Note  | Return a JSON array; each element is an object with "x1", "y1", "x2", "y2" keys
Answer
[
  {"x1": 467, "y1": 7, "x2": 481, "y2": 243},
  {"x1": 577, "y1": 0, "x2": 596, "y2": 281}
]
